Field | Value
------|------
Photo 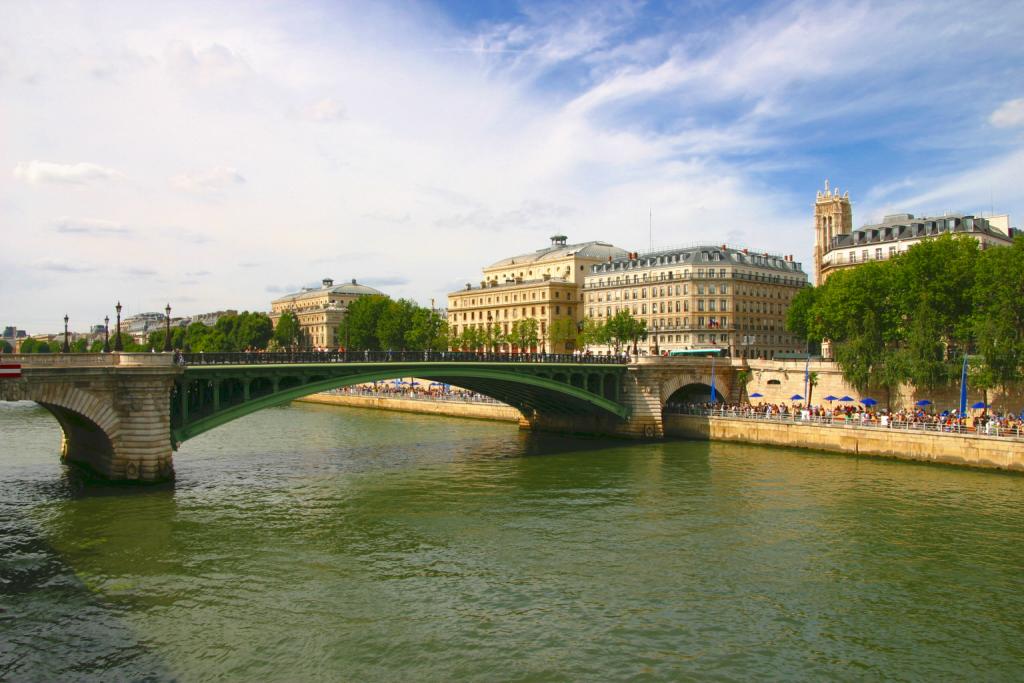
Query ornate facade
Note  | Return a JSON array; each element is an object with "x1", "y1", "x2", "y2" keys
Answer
[
  {"x1": 585, "y1": 245, "x2": 808, "y2": 359},
  {"x1": 270, "y1": 278, "x2": 384, "y2": 349},
  {"x1": 447, "y1": 236, "x2": 628, "y2": 353},
  {"x1": 813, "y1": 180, "x2": 1014, "y2": 283}
]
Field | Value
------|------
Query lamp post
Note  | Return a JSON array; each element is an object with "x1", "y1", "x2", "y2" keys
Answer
[
  {"x1": 103, "y1": 316, "x2": 110, "y2": 353},
  {"x1": 114, "y1": 301, "x2": 123, "y2": 351},
  {"x1": 164, "y1": 303, "x2": 173, "y2": 352},
  {"x1": 62, "y1": 314, "x2": 70, "y2": 353}
]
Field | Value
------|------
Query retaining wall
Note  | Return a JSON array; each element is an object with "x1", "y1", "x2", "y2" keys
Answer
[
  {"x1": 296, "y1": 393, "x2": 521, "y2": 422},
  {"x1": 665, "y1": 414, "x2": 1024, "y2": 472}
]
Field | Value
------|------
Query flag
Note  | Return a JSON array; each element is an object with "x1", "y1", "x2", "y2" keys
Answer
[{"x1": 959, "y1": 355, "x2": 968, "y2": 416}]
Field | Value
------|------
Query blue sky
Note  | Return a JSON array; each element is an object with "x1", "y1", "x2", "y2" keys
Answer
[{"x1": 2, "y1": 0, "x2": 1023, "y2": 330}]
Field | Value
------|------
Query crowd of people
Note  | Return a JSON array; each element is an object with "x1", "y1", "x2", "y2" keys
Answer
[
  {"x1": 326, "y1": 381, "x2": 502, "y2": 404},
  {"x1": 671, "y1": 400, "x2": 1024, "y2": 438}
]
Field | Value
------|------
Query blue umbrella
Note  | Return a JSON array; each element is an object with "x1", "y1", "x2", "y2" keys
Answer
[
  {"x1": 915, "y1": 399, "x2": 932, "y2": 407},
  {"x1": 861, "y1": 398, "x2": 878, "y2": 407},
  {"x1": 971, "y1": 401, "x2": 987, "y2": 409},
  {"x1": 749, "y1": 392, "x2": 763, "y2": 398},
  {"x1": 839, "y1": 396, "x2": 855, "y2": 403},
  {"x1": 790, "y1": 394, "x2": 804, "y2": 401},
  {"x1": 823, "y1": 395, "x2": 838, "y2": 402}
]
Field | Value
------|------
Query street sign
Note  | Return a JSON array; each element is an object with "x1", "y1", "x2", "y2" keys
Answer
[{"x1": 0, "y1": 364, "x2": 22, "y2": 379}]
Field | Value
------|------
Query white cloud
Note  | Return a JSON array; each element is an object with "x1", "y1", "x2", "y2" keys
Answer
[
  {"x1": 13, "y1": 161, "x2": 121, "y2": 185},
  {"x1": 302, "y1": 97, "x2": 347, "y2": 122},
  {"x1": 164, "y1": 41, "x2": 251, "y2": 86},
  {"x1": 171, "y1": 166, "x2": 246, "y2": 194},
  {"x1": 53, "y1": 217, "x2": 131, "y2": 235},
  {"x1": 991, "y1": 98, "x2": 1024, "y2": 128}
]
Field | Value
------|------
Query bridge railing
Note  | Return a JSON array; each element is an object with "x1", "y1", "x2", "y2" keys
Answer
[
  {"x1": 669, "y1": 406, "x2": 1024, "y2": 441},
  {"x1": 180, "y1": 350, "x2": 629, "y2": 366}
]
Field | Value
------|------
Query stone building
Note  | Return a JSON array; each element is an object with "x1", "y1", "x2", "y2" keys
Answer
[
  {"x1": 585, "y1": 245, "x2": 808, "y2": 359},
  {"x1": 813, "y1": 180, "x2": 1014, "y2": 283},
  {"x1": 270, "y1": 278, "x2": 384, "y2": 349},
  {"x1": 447, "y1": 235, "x2": 628, "y2": 353}
]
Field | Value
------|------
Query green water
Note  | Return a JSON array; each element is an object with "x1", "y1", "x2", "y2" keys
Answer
[{"x1": 2, "y1": 401, "x2": 1023, "y2": 681}]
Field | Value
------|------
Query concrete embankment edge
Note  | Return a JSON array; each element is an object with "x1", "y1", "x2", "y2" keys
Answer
[
  {"x1": 665, "y1": 414, "x2": 1024, "y2": 472},
  {"x1": 296, "y1": 393, "x2": 521, "y2": 423}
]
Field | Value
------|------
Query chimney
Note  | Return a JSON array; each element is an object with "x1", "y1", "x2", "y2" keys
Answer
[
  {"x1": 322, "y1": 278, "x2": 334, "y2": 288},
  {"x1": 351, "y1": 278, "x2": 357, "y2": 285},
  {"x1": 742, "y1": 248, "x2": 748, "y2": 255}
]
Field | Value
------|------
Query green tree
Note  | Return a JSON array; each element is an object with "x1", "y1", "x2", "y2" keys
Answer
[
  {"x1": 509, "y1": 319, "x2": 539, "y2": 352},
  {"x1": 406, "y1": 308, "x2": 448, "y2": 351},
  {"x1": 548, "y1": 318, "x2": 577, "y2": 352},
  {"x1": 273, "y1": 311, "x2": 301, "y2": 350},
  {"x1": 604, "y1": 310, "x2": 645, "y2": 354},
  {"x1": 481, "y1": 323, "x2": 506, "y2": 352},
  {"x1": 377, "y1": 298, "x2": 417, "y2": 350},
  {"x1": 785, "y1": 286, "x2": 818, "y2": 344},
  {"x1": 338, "y1": 295, "x2": 390, "y2": 350},
  {"x1": 1, "y1": 340, "x2": 14, "y2": 353},
  {"x1": 971, "y1": 235, "x2": 1024, "y2": 389},
  {"x1": 578, "y1": 317, "x2": 607, "y2": 351},
  {"x1": 235, "y1": 311, "x2": 274, "y2": 350},
  {"x1": 19, "y1": 338, "x2": 38, "y2": 353},
  {"x1": 70, "y1": 338, "x2": 88, "y2": 352}
]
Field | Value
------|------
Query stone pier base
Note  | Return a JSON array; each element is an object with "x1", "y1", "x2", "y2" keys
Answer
[{"x1": 1, "y1": 355, "x2": 180, "y2": 482}]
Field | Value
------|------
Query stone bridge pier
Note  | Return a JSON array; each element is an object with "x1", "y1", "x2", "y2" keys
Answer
[
  {"x1": 1, "y1": 354, "x2": 181, "y2": 482},
  {"x1": 521, "y1": 357, "x2": 738, "y2": 439}
]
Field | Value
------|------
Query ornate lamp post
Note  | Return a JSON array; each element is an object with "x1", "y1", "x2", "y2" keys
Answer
[
  {"x1": 164, "y1": 303, "x2": 173, "y2": 352},
  {"x1": 103, "y1": 315, "x2": 110, "y2": 353},
  {"x1": 113, "y1": 301, "x2": 123, "y2": 351},
  {"x1": 62, "y1": 314, "x2": 70, "y2": 353}
]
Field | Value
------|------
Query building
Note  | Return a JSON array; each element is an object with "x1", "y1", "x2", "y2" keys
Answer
[
  {"x1": 270, "y1": 278, "x2": 384, "y2": 349},
  {"x1": 585, "y1": 245, "x2": 808, "y2": 359},
  {"x1": 447, "y1": 235, "x2": 628, "y2": 353},
  {"x1": 813, "y1": 180, "x2": 1015, "y2": 283}
]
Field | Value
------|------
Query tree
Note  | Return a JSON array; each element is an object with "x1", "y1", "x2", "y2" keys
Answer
[
  {"x1": 971, "y1": 235, "x2": 1024, "y2": 389},
  {"x1": 785, "y1": 286, "x2": 818, "y2": 344},
  {"x1": 235, "y1": 311, "x2": 274, "y2": 350},
  {"x1": 378, "y1": 298, "x2": 417, "y2": 350},
  {"x1": 548, "y1": 318, "x2": 577, "y2": 352},
  {"x1": 509, "y1": 319, "x2": 539, "y2": 352},
  {"x1": 273, "y1": 311, "x2": 301, "y2": 350},
  {"x1": 70, "y1": 338, "x2": 88, "y2": 353},
  {"x1": 1, "y1": 340, "x2": 13, "y2": 353},
  {"x1": 338, "y1": 295, "x2": 390, "y2": 350},
  {"x1": 19, "y1": 338, "x2": 38, "y2": 353},
  {"x1": 481, "y1": 323, "x2": 506, "y2": 352},
  {"x1": 578, "y1": 317, "x2": 607, "y2": 352},
  {"x1": 406, "y1": 308, "x2": 448, "y2": 351},
  {"x1": 604, "y1": 310, "x2": 645, "y2": 354}
]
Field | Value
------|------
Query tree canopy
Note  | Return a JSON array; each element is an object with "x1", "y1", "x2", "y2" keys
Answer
[{"x1": 787, "y1": 233, "x2": 1024, "y2": 395}]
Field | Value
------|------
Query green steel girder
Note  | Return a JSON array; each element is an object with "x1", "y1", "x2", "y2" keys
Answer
[{"x1": 171, "y1": 362, "x2": 628, "y2": 446}]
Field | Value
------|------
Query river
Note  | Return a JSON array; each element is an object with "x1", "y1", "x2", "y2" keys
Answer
[{"x1": 2, "y1": 400, "x2": 1023, "y2": 681}]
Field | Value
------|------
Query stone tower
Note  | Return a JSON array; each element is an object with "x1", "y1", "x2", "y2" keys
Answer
[{"x1": 813, "y1": 179, "x2": 853, "y2": 284}]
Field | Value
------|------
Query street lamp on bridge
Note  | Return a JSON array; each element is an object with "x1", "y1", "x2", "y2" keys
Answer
[
  {"x1": 164, "y1": 303, "x2": 173, "y2": 352},
  {"x1": 114, "y1": 301, "x2": 123, "y2": 351},
  {"x1": 103, "y1": 316, "x2": 110, "y2": 353},
  {"x1": 62, "y1": 314, "x2": 70, "y2": 353}
]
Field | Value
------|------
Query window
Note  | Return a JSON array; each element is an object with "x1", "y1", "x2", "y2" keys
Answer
[{"x1": 875, "y1": 248, "x2": 882, "y2": 260}]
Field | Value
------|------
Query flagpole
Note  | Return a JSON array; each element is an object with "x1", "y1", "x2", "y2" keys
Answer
[
  {"x1": 710, "y1": 355, "x2": 717, "y2": 403},
  {"x1": 959, "y1": 354, "x2": 969, "y2": 416}
]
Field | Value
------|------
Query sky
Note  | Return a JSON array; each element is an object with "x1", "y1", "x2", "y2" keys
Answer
[{"x1": 2, "y1": 0, "x2": 1023, "y2": 332}]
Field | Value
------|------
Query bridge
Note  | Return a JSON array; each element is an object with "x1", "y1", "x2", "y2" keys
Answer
[{"x1": 0, "y1": 352, "x2": 739, "y2": 482}]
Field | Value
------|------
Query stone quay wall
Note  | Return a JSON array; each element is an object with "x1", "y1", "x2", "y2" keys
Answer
[
  {"x1": 665, "y1": 414, "x2": 1024, "y2": 472},
  {"x1": 296, "y1": 393, "x2": 521, "y2": 422}
]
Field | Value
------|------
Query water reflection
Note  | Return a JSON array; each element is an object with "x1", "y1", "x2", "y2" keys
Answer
[{"x1": 2, "y1": 401, "x2": 1024, "y2": 680}]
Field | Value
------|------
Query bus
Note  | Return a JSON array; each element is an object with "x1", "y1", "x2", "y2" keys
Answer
[{"x1": 668, "y1": 348, "x2": 728, "y2": 358}]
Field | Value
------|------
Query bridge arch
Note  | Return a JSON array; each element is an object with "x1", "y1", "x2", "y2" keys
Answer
[
  {"x1": 172, "y1": 364, "x2": 630, "y2": 445},
  {"x1": 660, "y1": 371, "x2": 732, "y2": 407}
]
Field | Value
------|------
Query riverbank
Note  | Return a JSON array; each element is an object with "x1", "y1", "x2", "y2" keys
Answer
[
  {"x1": 666, "y1": 413, "x2": 1024, "y2": 472},
  {"x1": 296, "y1": 392, "x2": 521, "y2": 422}
]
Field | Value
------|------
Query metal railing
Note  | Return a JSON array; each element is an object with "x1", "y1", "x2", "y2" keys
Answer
[
  {"x1": 181, "y1": 350, "x2": 629, "y2": 366},
  {"x1": 667, "y1": 406, "x2": 1024, "y2": 440}
]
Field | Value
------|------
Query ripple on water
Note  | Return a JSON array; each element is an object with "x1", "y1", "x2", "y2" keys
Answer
[{"x1": 2, "y1": 401, "x2": 1024, "y2": 680}]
